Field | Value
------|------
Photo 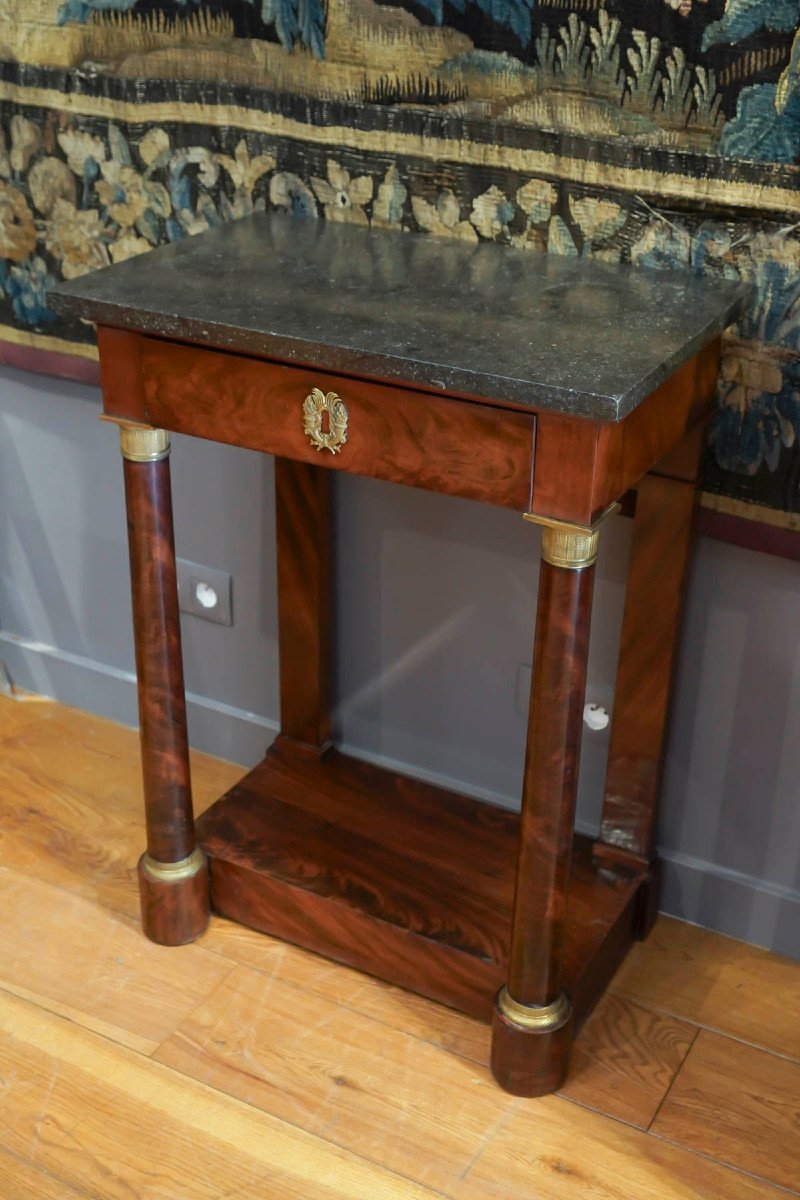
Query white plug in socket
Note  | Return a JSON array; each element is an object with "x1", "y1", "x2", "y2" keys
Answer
[
  {"x1": 195, "y1": 581, "x2": 218, "y2": 610},
  {"x1": 176, "y1": 558, "x2": 233, "y2": 626},
  {"x1": 583, "y1": 702, "x2": 610, "y2": 731}
]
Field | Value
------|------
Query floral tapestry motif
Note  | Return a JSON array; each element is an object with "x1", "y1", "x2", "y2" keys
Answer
[{"x1": 0, "y1": 0, "x2": 798, "y2": 524}]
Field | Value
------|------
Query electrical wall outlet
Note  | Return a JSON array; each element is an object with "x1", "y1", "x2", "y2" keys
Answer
[{"x1": 176, "y1": 558, "x2": 233, "y2": 627}]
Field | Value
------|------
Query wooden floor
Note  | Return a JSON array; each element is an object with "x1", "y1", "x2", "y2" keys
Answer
[{"x1": 0, "y1": 695, "x2": 798, "y2": 1199}]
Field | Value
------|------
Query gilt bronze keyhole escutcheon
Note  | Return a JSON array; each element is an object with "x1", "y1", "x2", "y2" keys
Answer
[{"x1": 303, "y1": 387, "x2": 348, "y2": 454}]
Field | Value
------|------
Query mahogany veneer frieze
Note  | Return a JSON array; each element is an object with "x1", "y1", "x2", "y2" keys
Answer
[{"x1": 138, "y1": 335, "x2": 537, "y2": 511}]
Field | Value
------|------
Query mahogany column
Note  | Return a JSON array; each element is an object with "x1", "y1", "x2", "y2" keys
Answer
[
  {"x1": 120, "y1": 424, "x2": 209, "y2": 945},
  {"x1": 491, "y1": 513, "x2": 607, "y2": 1096},
  {"x1": 274, "y1": 456, "x2": 332, "y2": 753},
  {"x1": 593, "y1": 433, "x2": 703, "y2": 936}
]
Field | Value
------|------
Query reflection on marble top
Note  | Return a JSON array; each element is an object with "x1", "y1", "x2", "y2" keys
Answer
[{"x1": 50, "y1": 212, "x2": 751, "y2": 422}]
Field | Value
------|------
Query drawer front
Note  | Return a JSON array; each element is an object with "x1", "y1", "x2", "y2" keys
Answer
[{"x1": 139, "y1": 338, "x2": 536, "y2": 511}]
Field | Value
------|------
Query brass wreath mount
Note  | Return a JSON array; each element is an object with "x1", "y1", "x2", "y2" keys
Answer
[{"x1": 302, "y1": 387, "x2": 349, "y2": 455}]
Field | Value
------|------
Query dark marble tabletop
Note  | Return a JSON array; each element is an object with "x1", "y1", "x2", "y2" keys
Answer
[{"x1": 50, "y1": 212, "x2": 750, "y2": 422}]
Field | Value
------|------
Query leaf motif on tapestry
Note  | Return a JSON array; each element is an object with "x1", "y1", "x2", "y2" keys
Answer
[
  {"x1": 702, "y1": 0, "x2": 800, "y2": 50},
  {"x1": 415, "y1": 0, "x2": 536, "y2": 48},
  {"x1": 257, "y1": 0, "x2": 326, "y2": 56}
]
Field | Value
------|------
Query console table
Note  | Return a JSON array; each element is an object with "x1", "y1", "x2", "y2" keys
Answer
[{"x1": 51, "y1": 214, "x2": 748, "y2": 1096}]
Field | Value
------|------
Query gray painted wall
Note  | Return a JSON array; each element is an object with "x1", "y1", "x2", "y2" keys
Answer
[{"x1": 1, "y1": 364, "x2": 798, "y2": 957}]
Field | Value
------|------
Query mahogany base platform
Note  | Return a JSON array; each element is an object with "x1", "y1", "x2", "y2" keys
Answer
[{"x1": 196, "y1": 735, "x2": 647, "y2": 1028}]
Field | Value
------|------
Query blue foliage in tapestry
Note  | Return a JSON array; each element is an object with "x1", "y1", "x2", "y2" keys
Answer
[
  {"x1": 708, "y1": 0, "x2": 800, "y2": 162},
  {"x1": 58, "y1": 0, "x2": 148, "y2": 20},
  {"x1": 257, "y1": 0, "x2": 325, "y2": 57},
  {"x1": 711, "y1": 357, "x2": 800, "y2": 476},
  {"x1": 708, "y1": 234, "x2": 800, "y2": 477},
  {"x1": 417, "y1": 0, "x2": 535, "y2": 47},
  {"x1": 702, "y1": 0, "x2": 800, "y2": 49},
  {"x1": 720, "y1": 82, "x2": 800, "y2": 162},
  {"x1": 58, "y1": 0, "x2": 326, "y2": 58},
  {"x1": 0, "y1": 259, "x2": 56, "y2": 329}
]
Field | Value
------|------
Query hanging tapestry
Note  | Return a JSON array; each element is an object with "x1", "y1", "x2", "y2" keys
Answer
[{"x1": 0, "y1": 1, "x2": 798, "y2": 529}]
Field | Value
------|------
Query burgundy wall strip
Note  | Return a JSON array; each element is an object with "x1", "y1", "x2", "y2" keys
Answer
[
  {"x1": 0, "y1": 343, "x2": 100, "y2": 386},
  {"x1": 698, "y1": 508, "x2": 800, "y2": 564}
]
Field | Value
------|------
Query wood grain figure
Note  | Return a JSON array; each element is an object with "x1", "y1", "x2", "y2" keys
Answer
[
  {"x1": 141, "y1": 337, "x2": 538, "y2": 512},
  {"x1": 596, "y1": 462, "x2": 701, "y2": 878},
  {"x1": 275, "y1": 457, "x2": 332, "y2": 750},
  {"x1": 122, "y1": 449, "x2": 208, "y2": 944},
  {"x1": 652, "y1": 1030, "x2": 800, "y2": 1193}
]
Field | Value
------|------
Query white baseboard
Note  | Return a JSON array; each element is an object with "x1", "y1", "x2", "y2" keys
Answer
[{"x1": 0, "y1": 630, "x2": 276, "y2": 765}]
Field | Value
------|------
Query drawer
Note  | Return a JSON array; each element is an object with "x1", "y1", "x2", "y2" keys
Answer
[{"x1": 133, "y1": 336, "x2": 536, "y2": 511}]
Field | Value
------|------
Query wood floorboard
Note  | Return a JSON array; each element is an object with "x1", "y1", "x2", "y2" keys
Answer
[
  {"x1": 202, "y1": 917, "x2": 495, "y2": 1064},
  {"x1": 0, "y1": 694, "x2": 58, "y2": 744},
  {"x1": 557, "y1": 993, "x2": 697, "y2": 1128},
  {"x1": 0, "y1": 699, "x2": 244, "y2": 821},
  {"x1": 0, "y1": 705, "x2": 244, "y2": 923},
  {"x1": 0, "y1": 989, "x2": 443, "y2": 1200},
  {"x1": 154, "y1": 962, "x2": 518, "y2": 1196},
  {"x1": 652, "y1": 1029, "x2": 800, "y2": 1194},
  {"x1": 180, "y1": 931, "x2": 698, "y2": 1129},
  {"x1": 449, "y1": 1097, "x2": 791, "y2": 1200},
  {"x1": 0, "y1": 695, "x2": 798, "y2": 1199},
  {"x1": 612, "y1": 917, "x2": 800, "y2": 1062},
  {"x1": 0, "y1": 1144, "x2": 94, "y2": 1200},
  {"x1": 0, "y1": 756, "x2": 148, "y2": 923},
  {"x1": 0, "y1": 865, "x2": 232, "y2": 1054}
]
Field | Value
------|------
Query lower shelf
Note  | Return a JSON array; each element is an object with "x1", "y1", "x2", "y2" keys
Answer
[{"x1": 196, "y1": 735, "x2": 647, "y2": 1023}]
